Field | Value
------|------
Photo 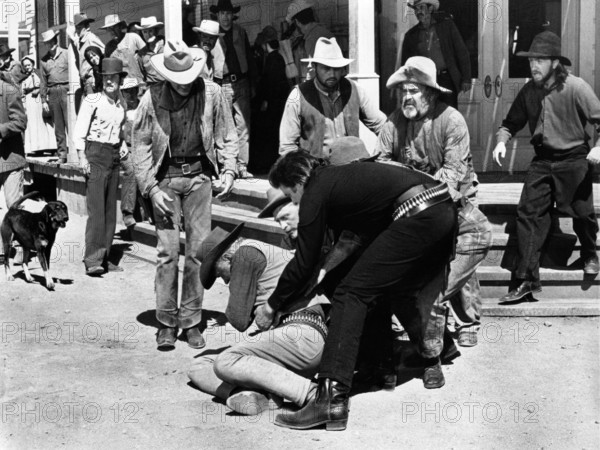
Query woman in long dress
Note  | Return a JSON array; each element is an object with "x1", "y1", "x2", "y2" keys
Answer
[{"x1": 20, "y1": 56, "x2": 57, "y2": 153}]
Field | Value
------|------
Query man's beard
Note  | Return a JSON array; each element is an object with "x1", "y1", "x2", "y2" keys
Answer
[{"x1": 533, "y1": 67, "x2": 555, "y2": 87}]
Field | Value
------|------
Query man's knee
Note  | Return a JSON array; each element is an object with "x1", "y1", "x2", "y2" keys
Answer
[
  {"x1": 187, "y1": 356, "x2": 216, "y2": 386},
  {"x1": 213, "y1": 350, "x2": 243, "y2": 383}
]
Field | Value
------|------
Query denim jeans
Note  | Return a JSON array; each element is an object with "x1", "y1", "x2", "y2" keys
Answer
[
  {"x1": 154, "y1": 174, "x2": 212, "y2": 329},
  {"x1": 0, "y1": 169, "x2": 23, "y2": 208},
  {"x1": 187, "y1": 323, "x2": 324, "y2": 406},
  {"x1": 221, "y1": 79, "x2": 251, "y2": 169},
  {"x1": 424, "y1": 201, "x2": 492, "y2": 354}
]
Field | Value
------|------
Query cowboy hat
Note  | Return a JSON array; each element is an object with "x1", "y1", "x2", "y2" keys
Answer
[
  {"x1": 73, "y1": 13, "x2": 94, "y2": 27},
  {"x1": 326, "y1": 137, "x2": 370, "y2": 166},
  {"x1": 258, "y1": 188, "x2": 292, "y2": 219},
  {"x1": 134, "y1": 16, "x2": 163, "y2": 30},
  {"x1": 301, "y1": 37, "x2": 353, "y2": 68},
  {"x1": 408, "y1": 0, "x2": 440, "y2": 10},
  {"x1": 192, "y1": 20, "x2": 221, "y2": 36},
  {"x1": 41, "y1": 29, "x2": 59, "y2": 43},
  {"x1": 516, "y1": 31, "x2": 571, "y2": 66},
  {"x1": 198, "y1": 223, "x2": 245, "y2": 289},
  {"x1": 0, "y1": 44, "x2": 15, "y2": 58},
  {"x1": 210, "y1": 0, "x2": 241, "y2": 14},
  {"x1": 150, "y1": 40, "x2": 207, "y2": 85},
  {"x1": 121, "y1": 76, "x2": 140, "y2": 90},
  {"x1": 286, "y1": 0, "x2": 313, "y2": 23},
  {"x1": 101, "y1": 14, "x2": 127, "y2": 29},
  {"x1": 99, "y1": 57, "x2": 128, "y2": 76},
  {"x1": 386, "y1": 56, "x2": 452, "y2": 93}
]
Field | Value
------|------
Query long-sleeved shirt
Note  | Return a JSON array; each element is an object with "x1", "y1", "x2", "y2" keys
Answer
[
  {"x1": 106, "y1": 32, "x2": 146, "y2": 84},
  {"x1": 136, "y1": 39, "x2": 165, "y2": 85},
  {"x1": 497, "y1": 74, "x2": 600, "y2": 151},
  {"x1": 74, "y1": 92, "x2": 126, "y2": 151},
  {"x1": 279, "y1": 78, "x2": 387, "y2": 155},
  {"x1": 267, "y1": 162, "x2": 433, "y2": 310},
  {"x1": 376, "y1": 103, "x2": 476, "y2": 200},
  {"x1": 40, "y1": 47, "x2": 69, "y2": 99}
]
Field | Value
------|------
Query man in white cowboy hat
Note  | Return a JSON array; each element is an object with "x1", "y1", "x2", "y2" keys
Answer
[
  {"x1": 285, "y1": 0, "x2": 333, "y2": 82},
  {"x1": 135, "y1": 17, "x2": 165, "y2": 87},
  {"x1": 401, "y1": 0, "x2": 471, "y2": 109},
  {"x1": 375, "y1": 56, "x2": 492, "y2": 387},
  {"x1": 210, "y1": 0, "x2": 256, "y2": 178},
  {"x1": 279, "y1": 37, "x2": 386, "y2": 158},
  {"x1": 102, "y1": 14, "x2": 145, "y2": 86},
  {"x1": 131, "y1": 40, "x2": 238, "y2": 351},
  {"x1": 67, "y1": 13, "x2": 105, "y2": 96},
  {"x1": 192, "y1": 20, "x2": 221, "y2": 80},
  {"x1": 40, "y1": 29, "x2": 70, "y2": 163},
  {"x1": 493, "y1": 31, "x2": 600, "y2": 301}
]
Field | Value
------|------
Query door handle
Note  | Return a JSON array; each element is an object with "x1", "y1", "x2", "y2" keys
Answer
[
  {"x1": 484, "y1": 75, "x2": 492, "y2": 98},
  {"x1": 495, "y1": 75, "x2": 502, "y2": 97}
]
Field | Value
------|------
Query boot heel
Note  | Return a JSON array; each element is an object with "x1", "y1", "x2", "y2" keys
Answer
[{"x1": 326, "y1": 419, "x2": 347, "y2": 431}]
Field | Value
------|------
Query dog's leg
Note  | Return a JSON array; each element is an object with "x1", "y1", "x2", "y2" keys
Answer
[
  {"x1": 2, "y1": 229, "x2": 15, "y2": 282},
  {"x1": 21, "y1": 248, "x2": 33, "y2": 283},
  {"x1": 37, "y1": 242, "x2": 54, "y2": 290}
]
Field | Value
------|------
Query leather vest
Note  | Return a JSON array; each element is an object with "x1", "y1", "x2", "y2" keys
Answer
[{"x1": 212, "y1": 24, "x2": 249, "y2": 79}]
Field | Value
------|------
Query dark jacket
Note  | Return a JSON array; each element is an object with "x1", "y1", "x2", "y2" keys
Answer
[
  {"x1": 401, "y1": 17, "x2": 471, "y2": 93},
  {"x1": 0, "y1": 78, "x2": 27, "y2": 174}
]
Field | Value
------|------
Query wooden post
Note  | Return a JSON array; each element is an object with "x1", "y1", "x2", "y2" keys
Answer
[
  {"x1": 64, "y1": 0, "x2": 80, "y2": 163},
  {"x1": 165, "y1": 0, "x2": 183, "y2": 41}
]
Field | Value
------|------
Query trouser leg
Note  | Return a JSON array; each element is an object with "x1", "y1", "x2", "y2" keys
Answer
[
  {"x1": 119, "y1": 155, "x2": 137, "y2": 226},
  {"x1": 48, "y1": 85, "x2": 68, "y2": 161},
  {"x1": 104, "y1": 160, "x2": 120, "y2": 260},
  {"x1": 188, "y1": 353, "x2": 236, "y2": 401},
  {"x1": 1, "y1": 169, "x2": 24, "y2": 208}
]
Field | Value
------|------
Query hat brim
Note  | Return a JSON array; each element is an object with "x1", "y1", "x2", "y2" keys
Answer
[
  {"x1": 192, "y1": 27, "x2": 222, "y2": 37},
  {"x1": 99, "y1": 70, "x2": 128, "y2": 77},
  {"x1": 258, "y1": 194, "x2": 291, "y2": 218},
  {"x1": 0, "y1": 48, "x2": 16, "y2": 57},
  {"x1": 210, "y1": 5, "x2": 241, "y2": 13},
  {"x1": 101, "y1": 20, "x2": 127, "y2": 29},
  {"x1": 41, "y1": 31, "x2": 59, "y2": 42},
  {"x1": 149, "y1": 52, "x2": 206, "y2": 85},
  {"x1": 199, "y1": 223, "x2": 245, "y2": 290},
  {"x1": 75, "y1": 18, "x2": 95, "y2": 26},
  {"x1": 300, "y1": 57, "x2": 354, "y2": 68},
  {"x1": 135, "y1": 22, "x2": 163, "y2": 30},
  {"x1": 286, "y1": 5, "x2": 312, "y2": 23},
  {"x1": 515, "y1": 51, "x2": 571, "y2": 66},
  {"x1": 386, "y1": 71, "x2": 452, "y2": 94}
]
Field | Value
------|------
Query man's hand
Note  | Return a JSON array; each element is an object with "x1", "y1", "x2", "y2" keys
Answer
[
  {"x1": 79, "y1": 157, "x2": 91, "y2": 175},
  {"x1": 493, "y1": 142, "x2": 506, "y2": 167},
  {"x1": 150, "y1": 190, "x2": 174, "y2": 217},
  {"x1": 42, "y1": 102, "x2": 50, "y2": 117},
  {"x1": 461, "y1": 81, "x2": 471, "y2": 93},
  {"x1": 587, "y1": 146, "x2": 600, "y2": 165},
  {"x1": 215, "y1": 172, "x2": 235, "y2": 199},
  {"x1": 255, "y1": 303, "x2": 275, "y2": 331},
  {"x1": 119, "y1": 145, "x2": 129, "y2": 160}
]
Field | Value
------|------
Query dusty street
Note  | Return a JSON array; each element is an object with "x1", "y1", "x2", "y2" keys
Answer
[{"x1": 1, "y1": 212, "x2": 599, "y2": 449}]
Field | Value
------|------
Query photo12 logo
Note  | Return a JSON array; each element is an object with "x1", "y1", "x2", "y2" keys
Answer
[{"x1": 1, "y1": 401, "x2": 140, "y2": 424}]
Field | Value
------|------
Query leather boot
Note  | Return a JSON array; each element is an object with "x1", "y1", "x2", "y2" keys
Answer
[{"x1": 274, "y1": 378, "x2": 350, "y2": 431}]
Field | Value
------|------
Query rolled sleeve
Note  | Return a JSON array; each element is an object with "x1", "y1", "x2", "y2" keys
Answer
[
  {"x1": 374, "y1": 115, "x2": 397, "y2": 161},
  {"x1": 357, "y1": 84, "x2": 387, "y2": 136}
]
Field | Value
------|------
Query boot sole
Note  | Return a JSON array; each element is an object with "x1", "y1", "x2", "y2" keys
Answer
[
  {"x1": 499, "y1": 287, "x2": 542, "y2": 302},
  {"x1": 274, "y1": 418, "x2": 348, "y2": 431}
]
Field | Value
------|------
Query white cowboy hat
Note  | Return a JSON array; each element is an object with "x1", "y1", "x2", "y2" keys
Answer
[
  {"x1": 386, "y1": 56, "x2": 452, "y2": 93},
  {"x1": 192, "y1": 20, "x2": 221, "y2": 36},
  {"x1": 41, "y1": 29, "x2": 60, "y2": 43},
  {"x1": 286, "y1": 0, "x2": 313, "y2": 23},
  {"x1": 100, "y1": 14, "x2": 126, "y2": 29},
  {"x1": 301, "y1": 37, "x2": 353, "y2": 68},
  {"x1": 134, "y1": 16, "x2": 163, "y2": 30},
  {"x1": 408, "y1": 0, "x2": 440, "y2": 10},
  {"x1": 150, "y1": 40, "x2": 207, "y2": 85}
]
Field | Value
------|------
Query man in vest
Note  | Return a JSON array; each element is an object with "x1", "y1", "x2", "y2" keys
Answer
[
  {"x1": 279, "y1": 37, "x2": 386, "y2": 158},
  {"x1": 210, "y1": 0, "x2": 256, "y2": 178},
  {"x1": 192, "y1": 20, "x2": 221, "y2": 80}
]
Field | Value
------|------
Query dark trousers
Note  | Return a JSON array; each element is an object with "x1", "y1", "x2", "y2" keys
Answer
[
  {"x1": 516, "y1": 156, "x2": 598, "y2": 281},
  {"x1": 437, "y1": 71, "x2": 458, "y2": 109},
  {"x1": 48, "y1": 85, "x2": 69, "y2": 161},
  {"x1": 119, "y1": 153, "x2": 137, "y2": 223},
  {"x1": 84, "y1": 142, "x2": 120, "y2": 268},
  {"x1": 318, "y1": 201, "x2": 457, "y2": 387}
]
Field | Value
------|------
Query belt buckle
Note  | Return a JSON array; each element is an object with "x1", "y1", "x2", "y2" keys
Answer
[
  {"x1": 230, "y1": 74, "x2": 237, "y2": 83},
  {"x1": 181, "y1": 163, "x2": 191, "y2": 175}
]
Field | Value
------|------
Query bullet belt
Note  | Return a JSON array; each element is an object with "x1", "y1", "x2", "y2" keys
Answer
[
  {"x1": 392, "y1": 183, "x2": 452, "y2": 220},
  {"x1": 281, "y1": 311, "x2": 328, "y2": 339}
]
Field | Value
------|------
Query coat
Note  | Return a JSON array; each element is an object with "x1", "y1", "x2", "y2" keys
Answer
[{"x1": 0, "y1": 78, "x2": 27, "y2": 174}]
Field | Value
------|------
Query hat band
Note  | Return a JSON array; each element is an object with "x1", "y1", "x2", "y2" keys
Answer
[{"x1": 164, "y1": 55, "x2": 194, "y2": 72}]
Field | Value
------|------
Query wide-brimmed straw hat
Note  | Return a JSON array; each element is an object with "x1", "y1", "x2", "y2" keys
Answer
[
  {"x1": 386, "y1": 56, "x2": 452, "y2": 93},
  {"x1": 150, "y1": 40, "x2": 207, "y2": 85},
  {"x1": 210, "y1": 0, "x2": 241, "y2": 14},
  {"x1": 516, "y1": 31, "x2": 571, "y2": 66},
  {"x1": 73, "y1": 13, "x2": 94, "y2": 27},
  {"x1": 198, "y1": 223, "x2": 245, "y2": 289},
  {"x1": 41, "y1": 29, "x2": 59, "y2": 43},
  {"x1": 326, "y1": 137, "x2": 370, "y2": 165},
  {"x1": 408, "y1": 0, "x2": 440, "y2": 10},
  {"x1": 99, "y1": 58, "x2": 128, "y2": 76},
  {"x1": 101, "y1": 14, "x2": 127, "y2": 29},
  {"x1": 258, "y1": 188, "x2": 292, "y2": 219},
  {"x1": 286, "y1": 0, "x2": 313, "y2": 23},
  {"x1": 192, "y1": 20, "x2": 221, "y2": 36},
  {"x1": 301, "y1": 37, "x2": 353, "y2": 68},
  {"x1": 134, "y1": 16, "x2": 163, "y2": 30}
]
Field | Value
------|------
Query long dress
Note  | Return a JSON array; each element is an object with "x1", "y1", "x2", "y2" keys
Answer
[{"x1": 21, "y1": 71, "x2": 57, "y2": 153}]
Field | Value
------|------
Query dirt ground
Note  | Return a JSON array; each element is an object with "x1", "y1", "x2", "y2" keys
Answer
[{"x1": 1, "y1": 211, "x2": 599, "y2": 450}]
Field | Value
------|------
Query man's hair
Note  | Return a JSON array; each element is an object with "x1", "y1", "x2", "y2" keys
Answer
[
  {"x1": 294, "y1": 8, "x2": 315, "y2": 25},
  {"x1": 269, "y1": 150, "x2": 322, "y2": 188},
  {"x1": 267, "y1": 39, "x2": 280, "y2": 50},
  {"x1": 554, "y1": 62, "x2": 568, "y2": 86}
]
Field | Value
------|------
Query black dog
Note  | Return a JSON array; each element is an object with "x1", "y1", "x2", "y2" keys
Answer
[{"x1": 1, "y1": 191, "x2": 69, "y2": 290}]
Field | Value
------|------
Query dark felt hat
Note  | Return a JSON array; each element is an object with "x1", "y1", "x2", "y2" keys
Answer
[
  {"x1": 73, "y1": 13, "x2": 94, "y2": 27},
  {"x1": 0, "y1": 44, "x2": 16, "y2": 58},
  {"x1": 210, "y1": 0, "x2": 241, "y2": 14},
  {"x1": 198, "y1": 223, "x2": 245, "y2": 289},
  {"x1": 258, "y1": 188, "x2": 292, "y2": 219},
  {"x1": 99, "y1": 57, "x2": 128, "y2": 76},
  {"x1": 516, "y1": 31, "x2": 571, "y2": 66}
]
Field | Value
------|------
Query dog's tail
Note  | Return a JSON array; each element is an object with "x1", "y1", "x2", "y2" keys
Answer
[{"x1": 9, "y1": 191, "x2": 43, "y2": 210}]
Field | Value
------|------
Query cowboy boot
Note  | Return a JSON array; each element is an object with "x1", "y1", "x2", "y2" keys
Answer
[{"x1": 274, "y1": 378, "x2": 350, "y2": 431}]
